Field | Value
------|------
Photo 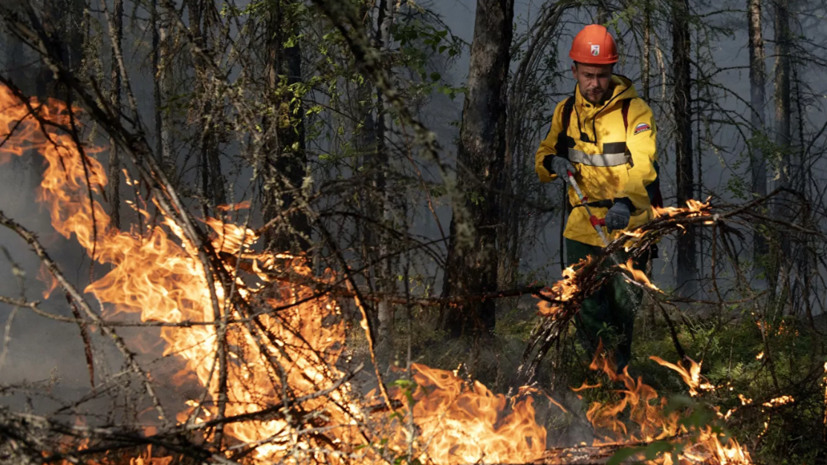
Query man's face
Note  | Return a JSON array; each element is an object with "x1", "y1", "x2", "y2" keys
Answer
[{"x1": 572, "y1": 63, "x2": 614, "y2": 105}]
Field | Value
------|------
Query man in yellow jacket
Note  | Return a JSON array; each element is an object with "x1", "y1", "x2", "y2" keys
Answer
[{"x1": 535, "y1": 24, "x2": 660, "y2": 371}]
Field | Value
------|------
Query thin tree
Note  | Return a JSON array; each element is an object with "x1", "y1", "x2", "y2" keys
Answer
[
  {"x1": 152, "y1": 0, "x2": 173, "y2": 173},
  {"x1": 374, "y1": 0, "x2": 396, "y2": 365},
  {"x1": 262, "y1": 0, "x2": 311, "y2": 253},
  {"x1": 441, "y1": 0, "x2": 515, "y2": 339},
  {"x1": 187, "y1": 0, "x2": 225, "y2": 213},
  {"x1": 672, "y1": 0, "x2": 696, "y2": 296},
  {"x1": 643, "y1": 0, "x2": 651, "y2": 102},
  {"x1": 108, "y1": 0, "x2": 123, "y2": 229},
  {"x1": 774, "y1": 0, "x2": 791, "y2": 188},
  {"x1": 748, "y1": 0, "x2": 767, "y2": 259},
  {"x1": 771, "y1": 0, "x2": 792, "y2": 296}
]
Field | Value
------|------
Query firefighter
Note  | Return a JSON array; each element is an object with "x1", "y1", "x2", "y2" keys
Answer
[{"x1": 535, "y1": 24, "x2": 660, "y2": 371}]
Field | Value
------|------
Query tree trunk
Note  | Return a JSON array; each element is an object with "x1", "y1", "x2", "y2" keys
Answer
[
  {"x1": 771, "y1": 0, "x2": 792, "y2": 302},
  {"x1": 37, "y1": 0, "x2": 83, "y2": 99},
  {"x1": 374, "y1": 0, "x2": 396, "y2": 367},
  {"x1": 188, "y1": 1, "x2": 226, "y2": 213},
  {"x1": 672, "y1": 0, "x2": 696, "y2": 296},
  {"x1": 153, "y1": 0, "x2": 174, "y2": 173},
  {"x1": 3, "y1": 9, "x2": 32, "y2": 94},
  {"x1": 262, "y1": 0, "x2": 311, "y2": 254},
  {"x1": 643, "y1": 0, "x2": 651, "y2": 102},
  {"x1": 441, "y1": 0, "x2": 514, "y2": 339},
  {"x1": 108, "y1": 0, "x2": 123, "y2": 229},
  {"x1": 774, "y1": 0, "x2": 791, "y2": 185},
  {"x1": 748, "y1": 0, "x2": 767, "y2": 259}
]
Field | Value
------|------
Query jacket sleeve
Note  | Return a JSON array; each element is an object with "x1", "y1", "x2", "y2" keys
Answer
[
  {"x1": 621, "y1": 98, "x2": 658, "y2": 210},
  {"x1": 535, "y1": 101, "x2": 566, "y2": 183}
]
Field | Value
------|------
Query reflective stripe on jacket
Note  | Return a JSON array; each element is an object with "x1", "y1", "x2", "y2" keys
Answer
[{"x1": 535, "y1": 75, "x2": 658, "y2": 247}]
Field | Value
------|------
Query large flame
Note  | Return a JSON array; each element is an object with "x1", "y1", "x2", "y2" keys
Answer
[
  {"x1": 0, "y1": 84, "x2": 554, "y2": 464},
  {"x1": 0, "y1": 83, "x2": 763, "y2": 465},
  {"x1": 0, "y1": 84, "x2": 364, "y2": 462}
]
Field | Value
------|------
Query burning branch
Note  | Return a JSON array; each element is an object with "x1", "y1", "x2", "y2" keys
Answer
[{"x1": 517, "y1": 191, "x2": 820, "y2": 389}]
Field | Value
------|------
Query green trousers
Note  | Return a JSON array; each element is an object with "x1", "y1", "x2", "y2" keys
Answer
[{"x1": 566, "y1": 238, "x2": 649, "y2": 372}]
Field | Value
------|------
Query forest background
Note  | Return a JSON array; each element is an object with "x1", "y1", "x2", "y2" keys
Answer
[{"x1": 0, "y1": 0, "x2": 826, "y2": 463}]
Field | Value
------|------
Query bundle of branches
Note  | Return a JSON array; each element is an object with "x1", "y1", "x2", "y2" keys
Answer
[{"x1": 515, "y1": 190, "x2": 821, "y2": 388}]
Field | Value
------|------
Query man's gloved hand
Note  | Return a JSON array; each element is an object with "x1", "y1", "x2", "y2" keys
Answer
[
  {"x1": 605, "y1": 198, "x2": 634, "y2": 231},
  {"x1": 547, "y1": 156, "x2": 577, "y2": 181}
]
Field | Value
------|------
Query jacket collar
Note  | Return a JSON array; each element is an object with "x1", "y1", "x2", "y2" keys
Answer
[{"x1": 574, "y1": 74, "x2": 637, "y2": 112}]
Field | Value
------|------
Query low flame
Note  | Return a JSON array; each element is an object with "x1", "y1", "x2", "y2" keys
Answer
[
  {"x1": 577, "y1": 346, "x2": 752, "y2": 463},
  {"x1": 394, "y1": 364, "x2": 547, "y2": 464}
]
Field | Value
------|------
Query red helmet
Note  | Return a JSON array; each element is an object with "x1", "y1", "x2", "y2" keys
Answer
[{"x1": 569, "y1": 25, "x2": 618, "y2": 65}]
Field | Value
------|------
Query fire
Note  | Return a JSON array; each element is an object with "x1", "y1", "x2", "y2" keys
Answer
[
  {"x1": 822, "y1": 361, "x2": 827, "y2": 441},
  {"x1": 0, "y1": 83, "x2": 760, "y2": 465},
  {"x1": 653, "y1": 199, "x2": 711, "y2": 219},
  {"x1": 650, "y1": 356, "x2": 716, "y2": 398},
  {"x1": 393, "y1": 364, "x2": 547, "y2": 464},
  {"x1": 0, "y1": 84, "x2": 366, "y2": 462},
  {"x1": 762, "y1": 395, "x2": 794, "y2": 408},
  {"x1": 577, "y1": 347, "x2": 753, "y2": 464},
  {"x1": 0, "y1": 83, "x2": 553, "y2": 464},
  {"x1": 618, "y1": 258, "x2": 660, "y2": 291},
  {"x1": 537, "y1": 257, "x2": 590, "y2": 317}
]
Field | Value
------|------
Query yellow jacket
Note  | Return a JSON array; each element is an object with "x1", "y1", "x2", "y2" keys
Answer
[{"x1": 535, "y1": 75, "x2": 658, "y2": 247}]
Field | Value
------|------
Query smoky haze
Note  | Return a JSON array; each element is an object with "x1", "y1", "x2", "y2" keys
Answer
[{"x1": 0, "y1": 0, "x2": 825, "y2": 452}]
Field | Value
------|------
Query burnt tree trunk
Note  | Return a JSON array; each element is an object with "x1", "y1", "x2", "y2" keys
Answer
[
  {"x1": 263, "y1": 0, "x2": 311, "y2": 253},
  {"x1": 672, "y1": 0, "x2": 696, "y2": 297},
  {"x1": 108, "y1": 0, "x2": 123, "y2": 229},
  {"x1": 748, "y1": 0, "x2": 767, "y2": 259},
  {"x1": 441, "y1": 0, "x2": 514, "y2": 339}
]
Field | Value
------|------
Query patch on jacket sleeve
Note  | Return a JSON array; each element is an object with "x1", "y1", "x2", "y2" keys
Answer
[{"x1": 634, "y1": 122, "x2": 651, "y2": 135}]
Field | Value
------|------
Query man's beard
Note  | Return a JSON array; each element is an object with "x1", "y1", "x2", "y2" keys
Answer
[{"x1": 584, "y1": 88, "x2": 605, "y2": 104}]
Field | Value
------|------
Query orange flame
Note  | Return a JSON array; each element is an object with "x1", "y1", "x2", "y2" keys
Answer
[
  {"x1": 0, "y1": 84, "x2": 557, "y2": 464},
  {"x1": 0, "y1": 84, "x2": 366, "y2": 462},
  {"x1": 537, "y1": 257, "x2": 590, "y2": 317},
  {"x1": 618, "y1": 259, "x2": 660, "y2": 291},
  {"x1": 653, "y1": 199, "x2": 711, "y2": 219},
  {"x1": 579, "y1": 347, "x2": 752, "y2": 463},
  {"x1": 650, "y1": 356, "x2": 716, "y2": 398},
  {"x1": 0, "y1": 83, "x2": 758, "y2": 465},
  {"x1": 391, "y1": 364, "x2": 547, "y2": 464}
]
